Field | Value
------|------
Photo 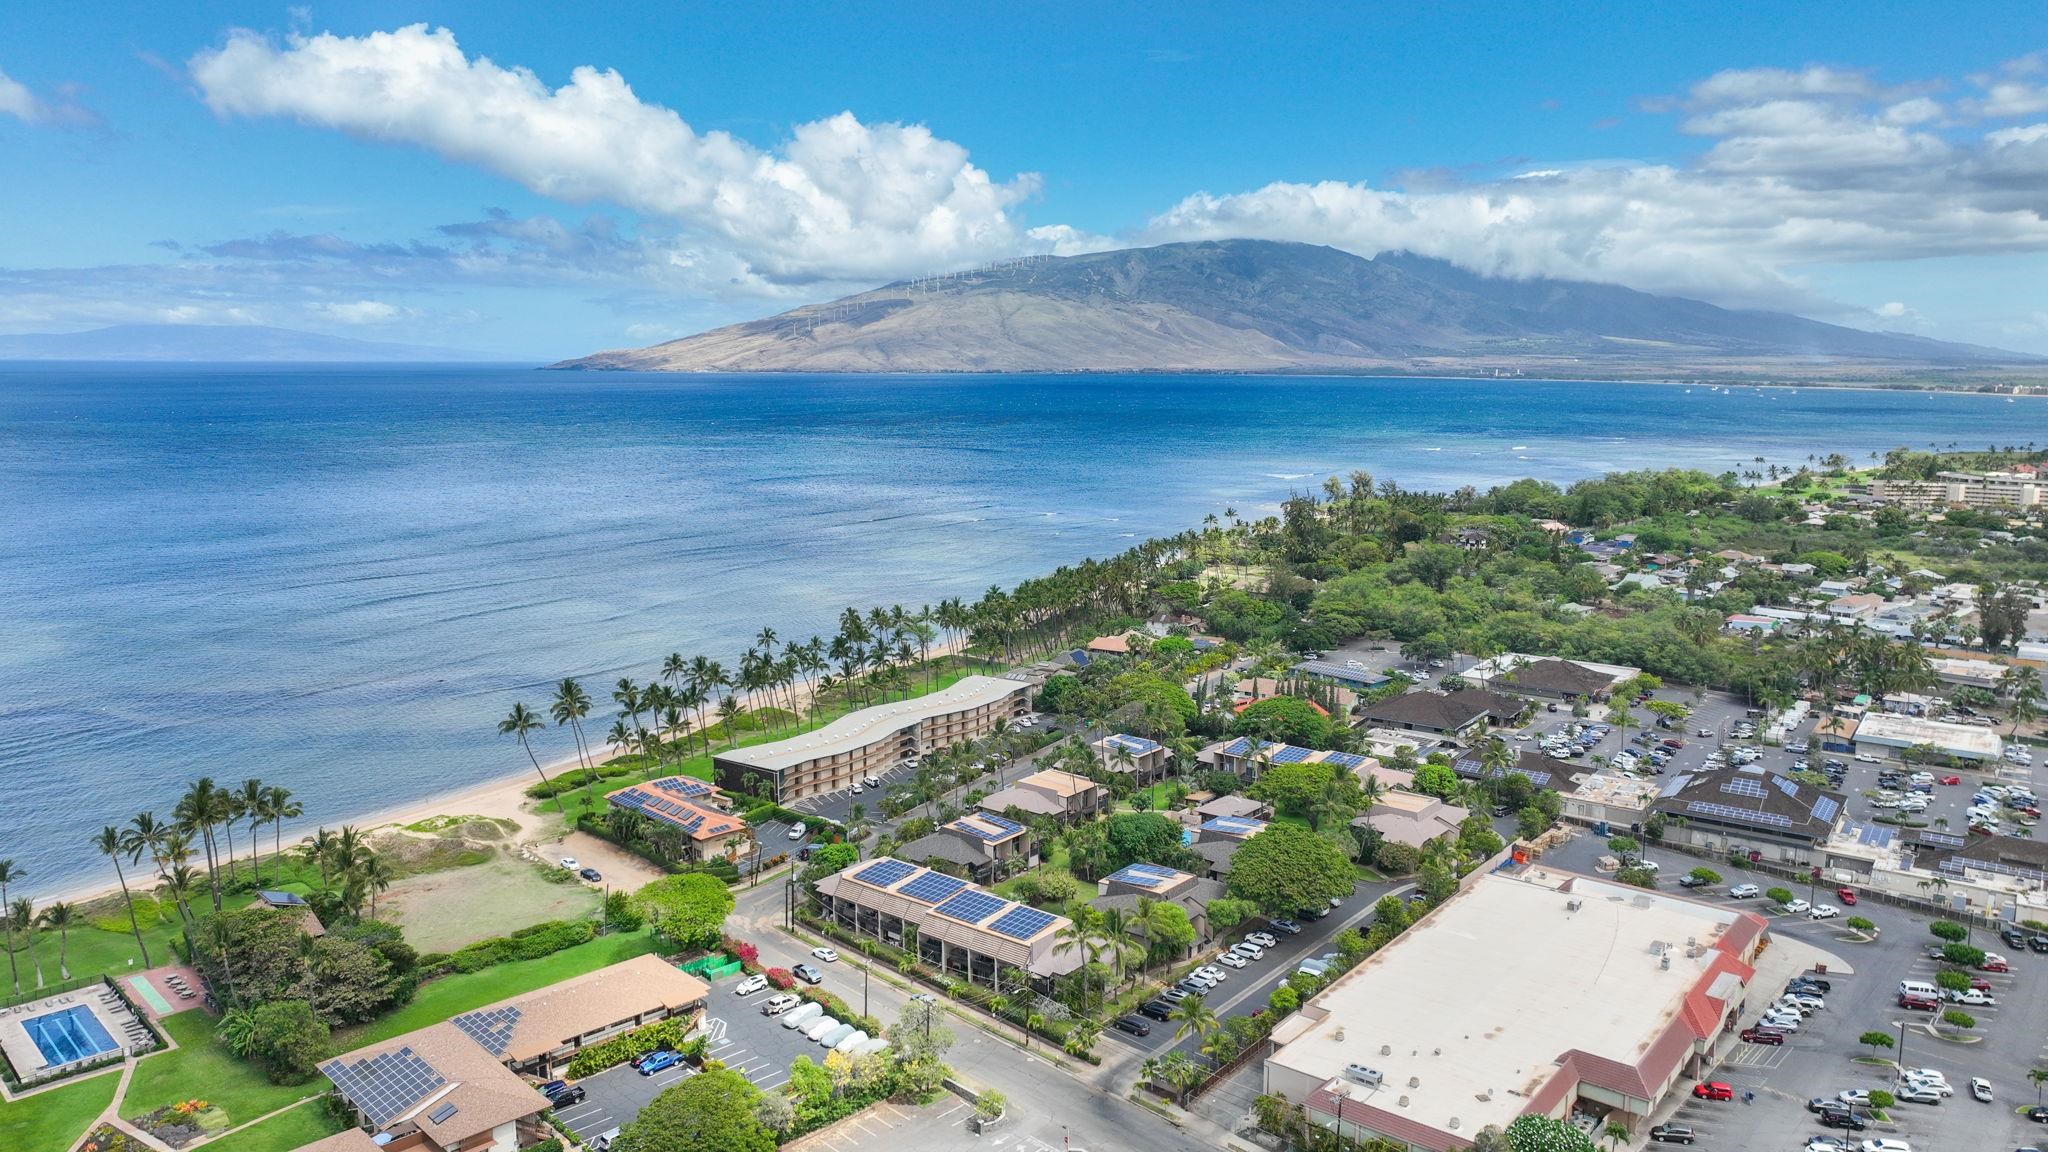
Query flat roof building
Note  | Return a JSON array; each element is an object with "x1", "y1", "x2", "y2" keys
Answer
[
  {"x1": 1852, "y1": 712, "x2": 2005, "y2": 762},
  {"x1": 1267, "y1": 868, "x2": 1767, "y2": 1151},
  {"x1": 812, "y1": 857, "x2": 1081, "y2": 989},
  {"x1": 714, "y1": 675, "x2": 1028, "y2": 802}
]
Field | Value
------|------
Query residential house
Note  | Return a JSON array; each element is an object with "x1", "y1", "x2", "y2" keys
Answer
[
  {"x1": 1825, "y1": 593, "x2": 1887, "y2": 623},
  {"x1": 607, "y1": 776, "x2": 752, "y2": 862},
  {"x1": 977, "y1": 769, "x2": 1106, "y2": 822},
  {"x1": 813, "y1": 857, "x2": 1082, "y2": 990},
  {"x1": 895, "y1": 812, "x2": 1035, "y2": 884},
  {"x1": 1194, "y1": 794, "x2": 1271, "y2": 823},
  {"x1": 1356, "y1": 688, "x2": 1523, "y2": 740},
  {"x1": 254, "y1": 890, "x2": 325, "y2": 939},
  {"x1": 1089, "y1": 863, "x2": 1230, "y2": 949},
  {"x1": 1353, "y1": 791, "x2": 1469, "y2": 851},
  {"x1": 1093, "y1": 733, "x2": 1169, "y2": 783}
]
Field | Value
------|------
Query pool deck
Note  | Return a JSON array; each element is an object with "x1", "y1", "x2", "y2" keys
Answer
[{"x1": 0, "y1": 983, "x2": 149, "y2": 1088}]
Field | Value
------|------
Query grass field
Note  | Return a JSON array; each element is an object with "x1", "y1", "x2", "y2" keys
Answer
[
  {"x1": 123, "y1": 1010, "x2": 321, "y2": 1129},
  {"x1": 198, "y1": 1098, "x2": 344, "y2": 1152},
  {"x1": 338, "y1": 928, "x2": 662, "y2": 1048},
  {"x1": 381, "y1": 856, "x2": 601, "y2": 953},
  {"x1": 0, "y1": 1068, "x2": 120, "y2": 1151}
]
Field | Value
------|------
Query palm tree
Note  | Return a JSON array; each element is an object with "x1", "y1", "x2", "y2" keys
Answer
[
  {"x1": 125, "y1": 812, "x2": 171, "y2": 879},
  {"x1": 1169, "y1": 992, "x2": 1220, "y2": 1046},
  {"x1": 0, "y1": 860, "x2": 20, "y2": 993},
  {"x1": 357, "y1": 852, "x2": 397, "y2": 920},
  {"x1": 262, "y1": 786, "x2": 301, "y2": 885},
  {"x1": 1097, "y1": 906, "x2": 1144, "y2": 987},
  {"x1": 37, "y1": 903, "x2": 74, "y2": 980},
  {"x1": 304, "y1": 827, "x2": 338, "y2": 890},
  {"x1": 96, "y1": 825, "x2": 153, "y2": 967},
  {"x1": 160, "y1": 865, "x2": 199, "y2": 926},
  {"x1": 552, "y1": 677, "x2": 595, "y2": 773},
  {"x1": 175, "y1": 777, "x2": 233, "y2": 910},
  {"x1": 12, "y1": 899, "x2": 43, "y2": 989},
  {"x1": 498, "y1": 702, "x2": 552, "y2": 791},
  {"x1": 2030, "y1": 1066, "x2": 2048, "y2": 1105},
  {"x1": 1600, "y1": 1121, "x2": 1630, "y2": 1149},
  {"x1": 235, "y1": 778, "x2": 266, "y2": 880}
]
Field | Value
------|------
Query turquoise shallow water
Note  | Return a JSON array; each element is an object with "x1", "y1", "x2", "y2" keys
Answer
[{"x1": 0, "y1": 366, "x2": 2036, "y2": 895}]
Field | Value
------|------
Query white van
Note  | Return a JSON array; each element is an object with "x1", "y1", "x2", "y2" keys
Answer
[{"x1": 1899, "y1": 980, "x2": 1938, "y2": 1000}]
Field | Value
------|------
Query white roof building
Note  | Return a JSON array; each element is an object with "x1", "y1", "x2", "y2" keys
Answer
[{"x1": 1852, "y1": 713, "x2": 2004, "y2": 762}]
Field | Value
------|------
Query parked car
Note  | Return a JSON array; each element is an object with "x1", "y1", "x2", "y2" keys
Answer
[
  {"x1": 787, "y1": 824, "x2": 806, "y2": 841},
  {"x1": 1692, "y1": 1081, "x2": 1734, "y2": 1101},
  {"x1": 1790, "y1": 974, "x2": 1832, "y2": 992},
  {"x1": 638, "y1": 1049, "x2": 682, "y2": 1076},
  {"x1": 1783, "y1": 898, "x2": 1812, "y2": 914},
  {"x1": 1837, "y1": 1090, "x2": 1871, "y2": 1107},
  {"x1": 1219, "y1": 953, "x2": 1248, "y2": 969},
  {"x1": 1817, "y1": 1109, "x2": 1867, "y2": 1131},
  {"x1": 1810, "y1": 903, "x2": 1840, "y2": 920},
  {"x1": 792, "y1": 963, "x2": 824, "y2": 984},
  {"x1": 1980, "y1": 954, "x2": 2013, "y2": 972},
  {"x1": 2028, "y1": 1103, "x2": 2048, "y2": 1122},
  {"x1": 1232, "y1": 942, "x2": 1266, "y2": 959},
  {"x1": 1728, "y1": 883, "x2": 1761, "y2": 898},
  {"x1": 1938, "y1": 774, "x2": 1961, "y2": 785},
  {"x1": 558, "y1": 856, "x2": 578, "y2": 870},
  {"x1": 1856, "y1": 1141, "x2": 1910, "y2": 1152},
  {"x1": 1898, "y1": 994, "x2": 1939, "y2": 1011},
  {"x1": 1138, "y1": 1000, "x2": 1175, "y2": 1021},
  {"x1": 1894, "y1": 1085, "x2": 1942, "y2": 1105},
  {"x1": 1836, "y1": 887, "x2": 1857, "y2": 905},
  {"x1": 761, "y1": 994, "x2": 800, "y2": 1016},
  {"x1": 1759, "y1": 1012, "x2": 1801, "y2": 1031},
  {"x1": 1970, "y1": 1076, "x2": 1993, "y2": 1102},
  {"x1": 1949, "y1": 988, "x2": 1997, "y2": 1006},
  {"x1": 1648, "y1": 1123, "x2": 1695, "y2": 1144},
  {"x1": 1678, "y1": 874, "x2": 1709, "y2": 888},
  {"x1": 1738, "y1": 1026, "x2": 1785, "y2": 1044},
  {"x1": 1247, "y1": 932, "x2": 1278, "y2": 948},
  {"x1": 1270, "y1": 919, "x2": 1302, "y2": 935},
  {"x1": 734, "y1": 974, "x2": 769, "y2": 996},
  {"x1": 544, "y1": 1083, "x2": 586, "y2": 1106},
  {"x1": 1113, "y1": 1015, "x2": 1151, "y2": 1036}
]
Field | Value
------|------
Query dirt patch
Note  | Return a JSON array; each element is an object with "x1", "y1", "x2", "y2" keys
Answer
[
  {"x1": 526, "y1": 830, "x2": 668, "y2": 894},
  {"x1": 379, "y1": 856, "x2": 601, "y2": 953}
]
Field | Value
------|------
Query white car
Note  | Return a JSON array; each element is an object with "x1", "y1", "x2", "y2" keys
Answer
[
  {"x1": 1854, "y1": 754, "x2": 1882, "y2": 764},
  {"x1": 811, "y1": 946, "x2": 839, "y2": 963},
  {"x1": 1195, "y1": 965, "x2": 1228, "y2": 982},
  {"x1": 1898, "y1": 1067, "x2": 1948, "y2": 1086},
  {"x1": 1949, "y1": 989, "x2": 1997, "y2": 1008},
  {"x1": 1760, "y1": 1013, "x2": 1801, "y2": 1031},
  {"x1": 1247, "y1": 932, "x2": 1278, "y2": 948},
  {"x1": 1218, "y1": 953, "x2": 1248, "y2": 969},
  {"x1": 1728, "y1": 883, "x2": 1761, "y2": 899},
  {"x1": 787, "y1": 824, "x2": 806, "y2": 841},
  {"x1": 1782, "y1": 898, "x2": 1811, "y2": 914},
  {"x1": 849, "y1": 782, "x2": 862, "y2": 794},
  {"x1": 1231, "y1": 942, "x2": 1265, "y2": 960},
  {"x1": 558, "y1": 856, "x2": 579, "y2": 870},
  {"x1": 1857, "y1": 1140, "x2": 1910, "y2": 1152},
  {"x1": 734, "y1": 974, "x2": 769, "y2": 996},
  {"x1": 1514, "y1": 732, "x2": 1533, "y2": 741},
  {"x1": 1782, "y1": 993, "x2": 1824, "y2": 1012},
  {"x1": 1837, "y1": 1089, "x2": 1872, "y2": 1106},
  {"x1": 1902, "y1": 1075, "x2": 1952, "y2": 1096},
  {"x1": 1809, "y1": 904, "x2": 1840, "y2": 920}
]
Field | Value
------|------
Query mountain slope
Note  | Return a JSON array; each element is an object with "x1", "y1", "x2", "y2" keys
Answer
[
  {"x1": 556, "y1": 240, "x2": 2032, "y2": 373},
  {"x1": 0, "y1": 324, "x2": 511, "y2": 363}
]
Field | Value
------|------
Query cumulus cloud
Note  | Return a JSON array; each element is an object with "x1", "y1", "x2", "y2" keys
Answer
[
  {"x1": 1141, "y1": 56, "x2": 2048, "y2": 311},
  {"x1": 0, "y1": 65, "x2": 95, "y2": 126},
  {"x1": 188, "y1": 25, "x2": 1055, "y2": 285}
]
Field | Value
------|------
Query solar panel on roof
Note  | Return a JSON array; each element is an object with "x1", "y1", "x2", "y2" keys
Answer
[
  {"x1": 1810, "y1": 796, "x2": 1840, "y2": 823},
  {"x1": 1323, "y1": 751, "x2": 1368, "y2": 769},
  {"x1": 853, "y1": 859, "x2": 916, "y2": 888},
  {"x1": 1919, "y1": 831, "x2": 1966, "y2": 849},
  {"x1": 1202, "y1": 816, "x2": 1266, "y2": 834},
  {"x1": 988, "y1": 905, "x2": 1057, "y2": 940},
  {"x1": 1657, "y1": 774, "x2": 1692, "y2": 798},
  {"x1": 1269, "y1": 745, "x2": 1313, "y2": 764},
  {"x1": 451, "y1": 1005, "x2": 523, "y2": 1056},
  {"x1": 1772, "y1": 775, "x2": 1800, "y2": 798},
  {"x1": 321, "y1": 1046, "x2": 446, "y2": 1128},
  {"x1": 1685, "y1": 800, "x2": 1792, "y2": 828},
  {"x1": 427, "y1": 1102, "x2": 459, "y2": 1125},
  {"x1": 1719, "y1": 777, "x2": 1766, "y2": 799},
  {"x1": 976, "y1": 813, "x2": 1024, "y2": 836},
  {"x1": 1105, "y1": 863, "x2": 1180, "y2": 888},
  {"x1": 897, "y1": 872, "x2": 970, "y2": 905},
  {"x1": 933, "y1": 890, "x2": 1008, "y2": 924}
]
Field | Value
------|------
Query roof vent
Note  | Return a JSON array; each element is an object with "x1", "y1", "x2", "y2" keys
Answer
[
  {"x1": 1408, "y1": 1076, "x2": 1421, "y2": 1088},
  {"x1": 1449, "y1": 1117, "x2": 1461, "y2": 1130},
  {"x1": 1565, "y1": 898, "x2": 1583, "y2": 913},
  {"x1": 1397, "y1": 1095, "x2": 1410, "y2": 1108},
  {"x1": 1333, "y1": 1027, "x2": 1345, "y2": 1042},
  {"x1": 1380, "y1": 1044, "x2": 1392, "y2": 1056}
]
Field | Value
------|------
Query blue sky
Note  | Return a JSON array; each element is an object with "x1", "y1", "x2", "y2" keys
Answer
[{"x1": 3, "y1": 2, "x2": 2047, "y2": 358}]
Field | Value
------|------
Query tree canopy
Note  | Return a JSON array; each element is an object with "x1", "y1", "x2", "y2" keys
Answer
[
  {"x1": 1227, "y1": 824, "x2": 1356, "y2": 915},
  {"x1": 616, "y1": 1068, "x2": 775, "y2": 1152},
  {"x1": 636, "y1": 873, "x2": 736, "y2": 950}
]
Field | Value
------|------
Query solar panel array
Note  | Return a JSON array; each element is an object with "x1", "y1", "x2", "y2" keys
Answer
[
  {"x1": 1720, "y1": 777, "x2": 1767, "y2": 799},
  {"x1": 613, "y1": 788, "x2": 714, "y2": 833},
  {"x1": 933, "y1": 890, "x2": 1009, "y2": 924},
  {"x1": 427, "y1": 1102, "x2": 459, "y2": 1125},
  {"x1": 1851, "y1": 821, "x2": 1895, "y2": 848},
  {"x1": 1773, "y1": 775, "x2": 1800, "y2": 799},
  {"x1": 1323, "y1": 751, "x2": 1369, "y2": 769},
  {"x1": 1685, "y1": 800, "x2": 1792, "y2": 828},
  {"x1": 1221, "y1": 737, "x2": 1277, "y2": 758},
  {"x1": 1108, "y1": 734, "x2": 1163, "y2": 754},
  {"x1": 450, "y1": 1005, "x2": 523, "y2": 1057},
  {"x1": 1269, "y1": 745, "x2": 1314, "y2": 764},
  {"x1": 1201, "y1": 816, "x2": 1267, "y2": 835},
  {"x1": 1810, "y1": 796, "x2": 1841, "y2": 824},
  {"x1": 651, "y1": 776, "x2": 715, "y2": 799},
  {"x1": 1658, "y1": 773, "x2": 1694, "y2": 798},
  {"x1": 1918, "y1": 831, "x2": 1967, "y2": 849},
  {"x1": 1105, "y1": 862, "x2": 1182, "y2": 888},
  {"x1": 951, "y1": 812, "x2": 1025, "y2": 841},
  {"x1": 988, "y1": 905, "x2": 1057, "y2": 940},
  {"x1": 322, "y1": 1046, "x2": 446, "y2": 1128},
  {"x1": 1943, "y1": 854, "x2": 2048, "y2": 885},
  {"x1": 853, "y1": 859, "x2": 917, "y2": 888},
  {"x1": 897, "y1": 871, "x2": 970, "y2": 905}
]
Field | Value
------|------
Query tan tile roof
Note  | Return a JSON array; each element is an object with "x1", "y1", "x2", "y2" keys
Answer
[
  {"x1": 325, "y1": 1022, "x2": 548, "y2": 1147},
  {"x1": 1015, "y1": 768, "x2": 1097, "y2": 798},
  {"x1": 454, "y1": 953, "x2": 710, "y2": 1064}
]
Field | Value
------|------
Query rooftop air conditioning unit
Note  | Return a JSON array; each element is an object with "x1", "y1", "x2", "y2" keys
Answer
[
  {"x1": 1660, "y1": 954, "x2": 1671, "y2": 970},
  {"x1": 1566, "y1": 898, "x2": 1583, "y2": 913}
]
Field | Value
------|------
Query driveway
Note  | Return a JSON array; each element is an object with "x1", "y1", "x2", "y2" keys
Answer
[
  {"x1": 527, "y1": 829, "x2": 665, "y2": 892},
  {"x1": 549, "y1": 1048, "x2": 695, "y2": 1143}
]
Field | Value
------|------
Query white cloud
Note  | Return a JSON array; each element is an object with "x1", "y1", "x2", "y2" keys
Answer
[
  {"x1": 0, "y1": 68, "x2": 38, "y2": 121},
  {"x1": 189, "y1": 25, "x2": 1048, "y2": 285},
  {"x1": 1876, "y1": 301, "x2": 1910, "y2": 318},
  {"x1": 0, "y1": 64, "x2": 97, "y2": 126},
  {"x1": 317, "y1": 299, "x2": 400, "y2": 324}
]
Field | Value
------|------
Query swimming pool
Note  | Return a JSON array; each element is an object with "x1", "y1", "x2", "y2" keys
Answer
[{"x1": 22, "y1": 1005, "x2": 118, "y2": 1066}]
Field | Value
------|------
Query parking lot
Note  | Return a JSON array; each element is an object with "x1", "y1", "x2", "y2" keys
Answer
[
  {"x1": 1536, "y1": 829, "x2": 2048, "y2": 1151},
  {"x1": 550, "y1": 970, "x2": 851, "y2": 1141},
  {"x1": 783, "y1": 1094, "x2": 981, "y2": 1152}
]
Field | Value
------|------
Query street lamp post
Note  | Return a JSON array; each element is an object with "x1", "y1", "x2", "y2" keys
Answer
[{"x1": 1894, "y1": 1018, "x2": 1908, "y2": 1085}]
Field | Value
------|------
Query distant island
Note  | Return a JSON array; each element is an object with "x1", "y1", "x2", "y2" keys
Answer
[
  {"x1": 555, "y1": 240, "x2": 2043, "y2": 389},
  {"x1": 0, "y1": 323, "x2": 517, "y2": 363}
]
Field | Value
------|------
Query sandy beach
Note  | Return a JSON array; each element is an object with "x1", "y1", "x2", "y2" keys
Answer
[{"x1": 49, "y1": 636, "x2": 979, "y2": 910}]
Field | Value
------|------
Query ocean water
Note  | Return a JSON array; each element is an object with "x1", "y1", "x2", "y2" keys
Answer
[{"x1": 0, "y1": 366, "x2": 2037, "y2": 897}]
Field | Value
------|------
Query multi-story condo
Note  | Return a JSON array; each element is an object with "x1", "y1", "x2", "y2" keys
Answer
[
  {"x1": 1870, "y1": 471, "x2": 2043, "y2": 510},
  {"x1": 714, "y1": 674, "x2": 1029, "y2": 802}
]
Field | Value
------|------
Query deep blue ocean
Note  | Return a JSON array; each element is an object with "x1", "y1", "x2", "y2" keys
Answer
[{"x1": 1, "y1": 366, "x2": 2038, "y2": 896}]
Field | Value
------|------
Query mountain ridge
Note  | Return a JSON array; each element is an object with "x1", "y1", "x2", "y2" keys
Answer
[
  {"x1": 555, "y1": 240, "x2": 2035, "y2": 376},
  {"x1": 0, "y1": 323, "x2": 515, "y2": 363}
]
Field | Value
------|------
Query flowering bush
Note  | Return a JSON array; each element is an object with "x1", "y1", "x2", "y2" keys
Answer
[
  {"x1": 722, "y1": 934, "x2": 761, "y2": 967},
  {"x1": 766, "y1": 967, "x2": 795, "y2": 990},
  {"x1": 172, "y1": 1100, "x2": 210, "y2": 1117}
]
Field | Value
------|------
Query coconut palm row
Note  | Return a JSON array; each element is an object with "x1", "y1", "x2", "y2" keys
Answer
[{"x1": 0, "y1": 777, "x2": 304, "y2": 997}]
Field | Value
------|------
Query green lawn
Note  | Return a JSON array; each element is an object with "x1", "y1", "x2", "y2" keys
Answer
[
  {"x1": 198, "y1": 1099, "x2": 344, "y2": 1152},
  {"x1": 124, "y1": 1010, "x2": 320, "y2": 1129},
  {"x1": 338, "y1": 929, "x2": 662, "y2": 1048},
  {"x1": 0, "y1": 1068, "x2": 120, "y2": 1151}
]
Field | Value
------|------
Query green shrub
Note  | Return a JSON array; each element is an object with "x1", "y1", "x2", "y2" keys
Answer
[
  {"x1": 434, "y1": 919, "x2": 596, "y2": 976},
  {"x1": 563, "y1": 1018, "x2": 697, "y2": 1079}
]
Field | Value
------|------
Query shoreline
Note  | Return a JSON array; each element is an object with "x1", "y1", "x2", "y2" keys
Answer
[{"x1": 45, "y1": 635, "x2": 978, "y2": 911}]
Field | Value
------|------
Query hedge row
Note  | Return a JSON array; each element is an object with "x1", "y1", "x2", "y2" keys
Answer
[
  {"x1": 563, "y1": 1018, "x2": 699, "y2": 1080},
  {"x1": 422, "y1": 919, "x2": 596, "y2": 976}
]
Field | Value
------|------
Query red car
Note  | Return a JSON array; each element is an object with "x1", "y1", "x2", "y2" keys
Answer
[
  {"x1": 1970, "y1": 976, "x2": 1993, "y2": 991},
  {"x1": 1980, "y1": 956, "x2": 2012, "y2": 973},
  {"x1": 1938, "y1": 775, "x2": 1962, "y2": 785},
  {"x1": 1739, "y1": 1027, "x2": 1785, "y2": 1045},
  {"x1": 1692, "y1": 1082, "x2": 1734, "y2": 1101},
  {"x1": 1836, "y1": 887, "x2": 1857, "y2": 905},
  {"x1": 1899, "y1": 994, "x2": 1938, "y2": 1011}
]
